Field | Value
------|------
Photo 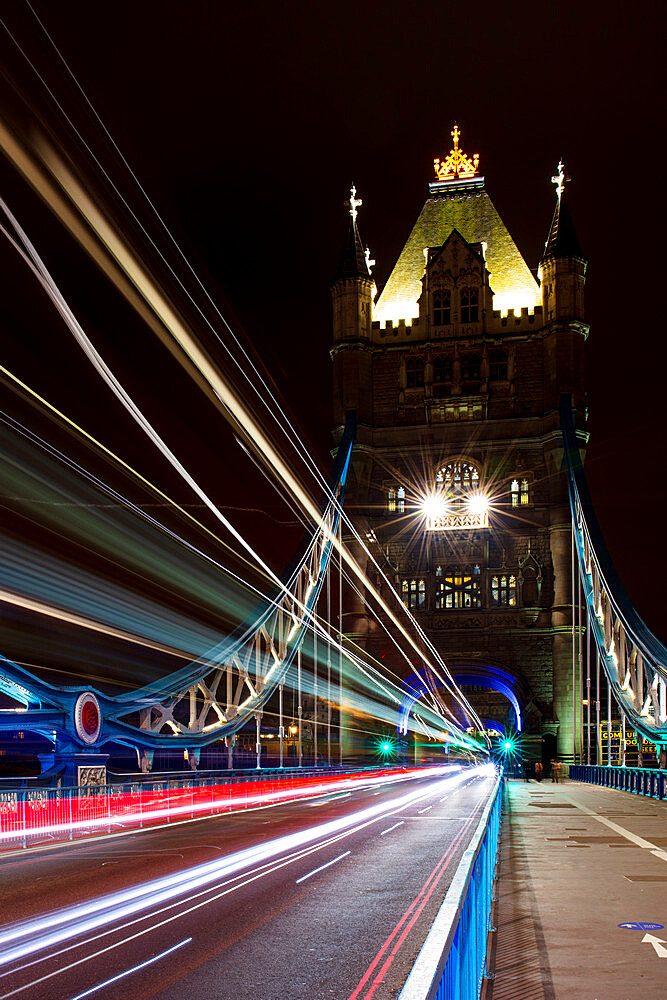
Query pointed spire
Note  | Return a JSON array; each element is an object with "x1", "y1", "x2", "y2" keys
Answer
[
  {"x1": 542, "y1": 161, "x2": 585, "y2": 261},
  {"x1": 333, "y1": 185, "x2": 372, "y2": 281}
]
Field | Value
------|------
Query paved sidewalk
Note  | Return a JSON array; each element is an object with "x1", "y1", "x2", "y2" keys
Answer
[{"x1": 487, "y1": 778, "x2": 667, "y2": 1000}]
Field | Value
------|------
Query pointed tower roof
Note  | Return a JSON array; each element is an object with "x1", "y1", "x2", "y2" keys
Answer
[
  {"x1": 333, "y1": 185, "x2": 371, "y2": 282},
  {"x1": 374, "y1": 127, "x2": 540, "y2": 324},
  {"x1": 542, "y1": 162, "x2": 585, "y2": 261}
]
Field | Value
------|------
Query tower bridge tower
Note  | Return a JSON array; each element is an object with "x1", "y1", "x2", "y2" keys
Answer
[{"x1": 331, "y1": 130, "x2": 588, "y2": 762}]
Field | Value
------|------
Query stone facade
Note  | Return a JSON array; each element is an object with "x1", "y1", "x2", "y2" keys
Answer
[{"x1": 331, "y1": 154, "x2": 588, "y2": 761}]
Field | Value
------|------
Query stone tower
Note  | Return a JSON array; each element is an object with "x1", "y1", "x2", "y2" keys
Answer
[{"x1": 331, "y1": 130, "x2": 588, "y2": 764}]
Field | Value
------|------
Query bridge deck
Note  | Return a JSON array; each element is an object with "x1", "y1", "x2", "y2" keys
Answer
[{"x1": 488, "y1": 778, "x2": 667, "y2": 1000}]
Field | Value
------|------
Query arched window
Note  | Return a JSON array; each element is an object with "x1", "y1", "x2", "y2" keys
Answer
[
  {"x1": 510, "y1": 479, "x2": 519, "y2": 506},
  {"x1": 401, "y1": 578, "x2": 425, "y2": 610},
  {"x1": 511, "y1": 479, "x2": 529, "y2": 505},
  {"x1": 436, "y1": 461, "x2": 480, "y2": 496},
  {"x1": 462, "y1": 353, "x2": 480, "y2": 381},
  {"x1": 435, "y1": 565, "x2": 481, "y2": 609},
  {"x1": 491, "y1": 574, "x2": 517, "y2": 607},
  {"x1": 461, "y1": 287, "x2": 479, "y2": 323},
  {"x1": 489, "y1": 350, "x2": 508, "y2": 381},
  {"x1": 406, "y1": 357, "x2": 424, "y2": 388},
  {"x1": 433, "y1": 356, "x2": 453, "y2": 383},
  {"x1": 433, "y1": 290, "x2": 451, "y2": 326},
  {"x1": 387, "y1": 487, "x2": 396, "y2": 512},
  {"x1": 520, "y1": 479, "x2": 529, "y2": 504}
]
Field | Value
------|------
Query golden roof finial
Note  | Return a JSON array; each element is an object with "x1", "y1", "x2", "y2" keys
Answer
[{"x1": 433, "y1": 124, "x2": 480, "y2": 182}]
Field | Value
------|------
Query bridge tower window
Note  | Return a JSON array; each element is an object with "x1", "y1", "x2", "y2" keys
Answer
[
  {"x1": 461, "y1": 353, "x2": 480, "y2": 381},
  {"x1": 387, "y1": 487, "x2": 396, "y2": 512},
  {"x1": 436, "y1": 461, "x2": 480, "y2": 494},
  {"x1": 435, "y1": 564, "x2": 481, "y2": 609},
  {"x1": 433, "y1": 290, "x2": 451, "y2": 326},
  {"x1": 397, "y1": 486, "x2": 405, "y2": 513},
  {"x1": 491, "y1": 574, "x2": 517, "y2": 606},
  {"x1": 401, "y1": 578, "x2": 425, "y2": 610},
  {"x1": 406, "y1": 358, "x2": 424, "y2": 388},
  {"x1": 461, "y1": 288, "x2": 479, "y2": 323},
  {"x1": 510, "y1": 478, "x2": 530, "y2": 506},
  {"x1": 434, "y1": 356, "x2": 453, "y2": 383},
  {"x1": 489, "y1": 350, "x2": 508, "y2": 381}
]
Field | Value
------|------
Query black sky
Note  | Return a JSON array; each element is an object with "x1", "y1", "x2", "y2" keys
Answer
[{"x1": 2, "y1": 0, "x2": 666, "y2": 647}]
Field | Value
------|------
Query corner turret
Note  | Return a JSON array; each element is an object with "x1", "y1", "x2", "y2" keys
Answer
[
  {"x1": 540, "y1": 162, "x2": 587, "y2": 322},
  {"x1": 331, "y1": 186, "x2": 376, "y2": 427}
]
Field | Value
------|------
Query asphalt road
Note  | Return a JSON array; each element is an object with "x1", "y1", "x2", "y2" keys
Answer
[{"x1": 0, "y1": 765, "x2": 496, "y2": 1000}]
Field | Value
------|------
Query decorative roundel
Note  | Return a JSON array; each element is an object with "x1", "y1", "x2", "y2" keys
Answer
[{"x1": 74, "y1": 693, "x2": 102, "y2": 745}]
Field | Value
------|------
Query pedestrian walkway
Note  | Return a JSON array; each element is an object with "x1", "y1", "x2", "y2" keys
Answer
[{"x1": 487, "y1": 777, "x2": 667, "y2": 1000}]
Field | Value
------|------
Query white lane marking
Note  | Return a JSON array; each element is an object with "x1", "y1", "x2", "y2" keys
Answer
[
  {"x1": 67, "y1": 938, "x2": 191, "y2": 1000},
  {"x1": 295, "y1": 851, "x2": 351, "y2": 884},
  {"x1": 380, "y1": 822, "x2": 404, "y2": 836},
  {"x1": 418, "y1": 805, "x2": 432, "y2": 814},
  {"x1": 559, "y1": 793, "x2": 666, "y2": 858}
]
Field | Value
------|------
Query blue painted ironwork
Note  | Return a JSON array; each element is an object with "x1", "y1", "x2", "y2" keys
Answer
[
  {"x1": 398, "y1": 770, "x2": 502, "y2": 1000},
  {"x1": 561, "y1": 397, "x2": 667, "y2": 746},
  {"x1": 570, "y1": 764, "x2": 666, "y2": 800},
  {"x1": 0, "y1": 415, "x2": 356, "y2": 753}
]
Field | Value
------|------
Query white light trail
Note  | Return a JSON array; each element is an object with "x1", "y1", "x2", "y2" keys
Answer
[{"x1": 0, "y1": 768, "x2": 478, "y2": 967}]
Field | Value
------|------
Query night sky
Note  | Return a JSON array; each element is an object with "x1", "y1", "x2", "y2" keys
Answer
[{"x1": 1, "y1": 0, "x2": 666, "y2": 658}]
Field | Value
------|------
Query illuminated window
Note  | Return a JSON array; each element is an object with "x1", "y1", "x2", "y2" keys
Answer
[
  {"x1": 520, "y1": 479, "x2": 529, "y2": 504},
  {"x1": 397, "y1": 486, "x2": 405, "y2": 513},
  {"x1": 461, "y1": 288, "x2": 479, "y2": 323},
  {"x1": 387, "y1": 487, "x2": 396, "y2": 512},
  {"x1": 511, "y1": 479, "x2": 529, "y2": 505},
  {"x1": 489, "y1": 350, "x2": 508, "y2": 381},
  {"x1": 491, "y1": 574, "x2": 517, "y2": 607},
  {"x1": 436, "y1": 461, "x2": 480, "y2": 494},
  {"x1": 435, "y1": 565, "x2": 481, "y2": 609},
  {"x1": 433, "y1": 290, "x2": 451, "y2": 326},
  {"x1": 406, "y1": 357, "x2": 424, "y2": 388},
  {"x1": 462, "y1": 354, "x2": 480, "y2": 381},
  {"x1": 434, "y1": 356, "x2": 452, "y2": 383},
  {"x1": 387, "y1": 486, "x2": 405, "y2": 513},
  {"x1": 401, "y1": 578, "x2": 425, "y2": 610}
]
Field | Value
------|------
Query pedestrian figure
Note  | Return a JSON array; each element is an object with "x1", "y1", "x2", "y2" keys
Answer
[
  {"x1": 551, "y1": 759, "x2": 561, "y2": 783},
  {"x1": 535, "y1": 761, "x2": 543, "y2": 782}
]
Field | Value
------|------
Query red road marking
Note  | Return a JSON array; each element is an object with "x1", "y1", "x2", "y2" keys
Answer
[{"x1": 347, "y1": 802, "x2": 482, "y2": 1000}]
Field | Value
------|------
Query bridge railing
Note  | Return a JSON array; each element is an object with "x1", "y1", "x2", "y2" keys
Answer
[
  {"x1": 570, "y1": 764, "x2": 666, "y2": 800},
  {"x1": 398, "y1": 770, "x2": 502, "y2": 1000},
  {"x1": 0, "y1": 764, "x2": 399, "y2": 851}
]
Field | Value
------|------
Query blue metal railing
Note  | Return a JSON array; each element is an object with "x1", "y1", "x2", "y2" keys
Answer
[
  {"x1": 399, "y1": 770, "x2": 502, "y2": 1000},
  {"x1": 570, "y1": 764, "x2": 666, "y2": 800}
]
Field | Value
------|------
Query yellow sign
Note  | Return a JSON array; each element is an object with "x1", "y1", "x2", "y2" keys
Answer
[{"x1": 433, "y1": 125, "x2": 479, "y2": 182}]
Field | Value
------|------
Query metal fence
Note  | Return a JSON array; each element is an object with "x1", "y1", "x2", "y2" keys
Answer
[
  {"x1": 398, "y1": 770, "x2": 502, "y2": 1000},
  {"x1": 0, "y1": 765, "x2": 393, "y2": 850},
  {"x1": 570, "y1": 764, "x2": 666, "y2": 799}
]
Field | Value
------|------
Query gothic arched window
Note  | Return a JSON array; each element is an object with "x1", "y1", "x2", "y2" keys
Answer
[
  {"x1": 461, "y1": 287, "x2": 479, "y2": 323},
  {"x1": 397, "y1": 486, "x2": 405, "y2": 513},
  {"x1": 434, "y1": 356, "x2": 453, "y2": 383},
  {"x1": 435, "y1": 564, "x2": 481, "y2": 609},
  {"x1": 435, "y1": 461, "x2": 480, "y2": 496},
  {"x1": 491, "y1": 574, "x2": 517, "y2": 607},
  {"x1": 401, "y1": 578, "x2": 425, "y2": 610},
  {"x1": 433, "y1": 290, "x2": 451, "y2": 326},
  {"x1": 489, "y1": 350, "x2": 508, "y2": 381},
  {"x1": 406, "y1": 357, "x2": 424, "y2": 388},
  {"x1": 462, "y1": 353, "x2": 480, "y2": 381}
]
